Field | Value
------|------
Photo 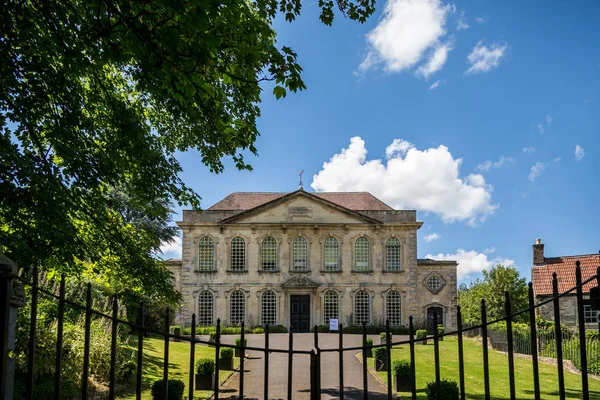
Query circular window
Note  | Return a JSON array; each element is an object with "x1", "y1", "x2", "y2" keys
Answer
[{"x1": 427, "y1": 276, "x2": 442, "y2": 292}]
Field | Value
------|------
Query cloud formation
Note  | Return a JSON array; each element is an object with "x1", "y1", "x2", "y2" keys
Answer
[
  {"x1": 476, "y1": 155, "x2": 515, "y2": 172},
  {"x1": 359, "y1": 0, "x2": 453, "y2": 77},
  {"x1": 465, "y1": 41, "x2": 507, "y2": 74},
  {"x1": 424, "y1": 233, "x2": 441, "y2": 242},
  {"x1": 456, "y1": 10, "x2": 469, "y2": 30},
  {"x1": 159, "y1": 236, "x2": 182, "y2": 258},
  {"x1": 312, "y1": 137, "x2": 497, "y2": 224},
  {"x1": 575, "y1": 145, "x2": 585, "y2": 161},
  {"x1": 429, "y1": 80, "x2": 445, "y2": 90},
  {"x1": 425, "y1": 248, "x2": 514, "y2": 280},
  {"x1": 528, "y1": 162, "x2": 547, "y2": 182},
  {"x1": 522, "y1": 147, "x2": 536, "y2": 154}
]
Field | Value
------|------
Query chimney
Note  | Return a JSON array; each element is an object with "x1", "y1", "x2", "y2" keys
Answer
[{"x1": 533, "y1": 238, "x2": 545, "y2": 265}]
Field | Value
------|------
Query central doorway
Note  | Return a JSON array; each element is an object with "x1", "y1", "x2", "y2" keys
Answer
[{"x1": 290, "y1": 295, "x2": 310, "y2": 332}]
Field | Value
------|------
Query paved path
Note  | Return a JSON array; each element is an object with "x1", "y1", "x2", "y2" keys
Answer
[{"x1": 218, "y1": 333, "x2": 398, "y2": 399}]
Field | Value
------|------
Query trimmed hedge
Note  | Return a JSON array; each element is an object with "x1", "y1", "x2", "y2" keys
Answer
[
  {"x1": 220, "y1": 348, "x2": 234, "y2": 359},
  {"x1": 195, "y1": 358, "x2": 215, "y2": 375},
  {"x1": 392, "y1": 360, "x2": 411, "y2": 376},
  {"x1": 151, "y1": 379, "x2": 185, "y2": 400},
  {"x1": 416, "y1": 330, "x2": 428, "y2": 339},
  {"x1": 374, "y1": 347, "x2": 387, "y2": 360},
  {"x1": 426, "y1": 380, "x2": 459, "y2": 400}
]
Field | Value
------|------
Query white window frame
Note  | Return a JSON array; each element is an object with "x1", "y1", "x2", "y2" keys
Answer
[
  {"x1": 261, "y1": 237, "x2": 278, "y2": 271},
  {"x1": 386, "y1": 291, "x2": 402, "y2": 327},
  {"x1": 197, "y1": 291, "x2": 214, "y2": 326},
  {"x1": 261, "y1": 290, "x2": 277, "y2": 326},
  {"x1": 355, "y1": 291, "x2": 371, "y2": 325},
  {"x1": 323, "y1": 291, "x2": 339, "y2": 324},
  {"x1": 198, "y1": 236, "x2": 215, "y2": 271},
  {"x1": 385, "y1": 238, "x2": 401, "y2": 271},
  {"x1": 323, "y1": 237, "x2": 340, "y2": 272},
  {"x1": 229, "y1": 290, "x2": 246, "y2": 325},
  {"x1": 354, "y1": 237, "x2": 370, "y2": 271},
  {"x1": 292, "y1": 237, "x2": 309, "y2": 271},
  {"x1": 230, "y1": 237, "x2": 246, "y2": 271}
]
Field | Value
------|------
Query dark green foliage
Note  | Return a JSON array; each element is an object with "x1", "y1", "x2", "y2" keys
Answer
[
  {"x1": 220, "y1": 348, "x2": 234, "y2": 359},
  {"x1": 181, "y1": 326, "x2": 252, "y2": 335},
  {"x1": 151, "y1": 379, "x2": 185, "y2": 400},
  {"x1": 392, "y1": 360, "x2": 411, "y2": 376},
  {"x1": 380, "y1": 332, "x2": 392, "y2": 342},
  {"x1": 253, "y1": 327, "x2": 265, "y2": 334},
  {"x1": 365, "y1": 338, "x2": 374, "y2": 347},
  {"x1": 311, "y1": 325, "x2": 331, "y2": 333},
  {"x1": 235, "y1": 338, "x2": 247, "y2": 347},
  {"x1": 341, "y1": 325, "x2": 409, "y2": 335},
  {"x1": 195, "y1": 359, "x2": 215, "y2": 375},
  {"x1": 437, "y1": 325, "x2": 445, "y2": 336},
  {"x1": 268, "y1": 325, "x2": 289, "y2": 333},
  {"x1": 374, "y1": 347, "x2": 387, "y2": 360},
  {"x1": 170, "y1": 326, "x2": 182, "y2": 336},
  {"x1": 426, "y1": 380, "x2": 459, "y2": 400},
  {"x1": 416, "y1": 330, "x2": 428, "y2": 339}
]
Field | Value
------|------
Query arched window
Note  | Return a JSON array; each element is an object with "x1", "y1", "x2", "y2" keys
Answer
[
  {"x1": 261, "y1": 291, "x2": 277, "y2": 326},
  {"x1": 323, "y1": 237, "x2": 340, "y2": 271},
  {"x1": 354, "y1": 237, "x2": 370, "y2": 271},
  {"x1": 197, "y1": 291, "x2": 214, "y2": 326},
  {"x1": 355, "y1": 291, "x2": 370, "y2": 325},
  {"x1": 293, "y1": 237, "x2": 308, "y2": 271},
  {"x1": 385, "y1": 238, "x2": 401, "y2": 271},
  {"x1": 386, "y1": 291, "x2": 402, "y2": 327},
  {"x1": 261, "y1": 237, "x2": 277, "y2": 271},
  {"x1": 230, "y1": 237, "x2": 246, "y2": 271},
  {"x1": 323, "y1": 291, "x2": 339, "y2": 324},
  {"x1": 198, "y1": 236, "x2": 215, "y2": 271},
  {"x1": 229, "y1": 291, "x2": 245, "y2": 325}
]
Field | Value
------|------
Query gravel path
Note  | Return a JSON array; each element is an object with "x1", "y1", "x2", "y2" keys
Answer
[{"x1": 218, "y1": 333, "x2": 398, "y2": 399}]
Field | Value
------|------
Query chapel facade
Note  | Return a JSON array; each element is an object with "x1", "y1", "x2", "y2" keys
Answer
[{"x1": 167, "y1": 189, "x2": 458, "y2": 332}]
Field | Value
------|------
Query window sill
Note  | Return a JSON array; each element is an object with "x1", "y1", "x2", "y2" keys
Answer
[
  {"x1": 258, "y1": 269, "x2": 280, "y2": 274},
  {"x1": 320, "y1": 270, "x2": 343, "y2": 274},
  {"x1": 351, "y1": 270, "x2": 373, "y2": 274},
  {"x1": 382, "y1": 270, "x2": 404, "y2": 273},
  {"x1": 289, "y1": 270, "x2": 312, "y2": 274},
  {"x1": 226, "y1": 270, "x2": 248, "y2": 274},
  {"x1": 194, "y1": 270, "x2": 217, "y2": 274}
]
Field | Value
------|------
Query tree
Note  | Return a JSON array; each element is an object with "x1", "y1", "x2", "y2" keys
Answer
[
  {"x1": 0, "y1": 0, "x2": 375, "y2": 300},
  {"x1": 458, "y1": 265, "x2": 529, "y2": 324}
]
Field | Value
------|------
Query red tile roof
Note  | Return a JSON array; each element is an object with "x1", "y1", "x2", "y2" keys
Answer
[
  {"x1": 207, "y1": 191, "x2": 394, "y2": 211},
  {"x1": 532, "y1": 254, "x2": 600, "y2": 295}
]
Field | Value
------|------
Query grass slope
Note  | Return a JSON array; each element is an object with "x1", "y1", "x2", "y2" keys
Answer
[
  {"x1": 369, "y1": 337, "x2": 600, "y2": 399},
  {"x1": 117, "y1": 338, "x2": 238, "y2": 400}
]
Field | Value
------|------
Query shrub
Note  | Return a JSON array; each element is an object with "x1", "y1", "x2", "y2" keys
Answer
[
  {"x1": 426, "y1": 380, "x2": 459, "y2": 400},
  {"x1": 195, "y1": 358, "x2": 215, "y2": 375},
  {"x1": 365, "y1": 338, "x2": 374, "y2": 347},
  {"x1": 268, "y1": 325, "x2": 289, "y2": 333},
  {"x1": 380, "y1": 332, "x2": 392, "y2": 342},
  {"x1": 392, "y1": 360, "x2": 411, "y2": 376},
  {"x1": 437, "y1": 325, "x2": 444, "y2": 336},
  {"x1": 220, "y1": 348, "x2": 234, "y2": 359},
  {"x1": 151, "y1": 379, "x2": 185, "y2": 400},
  {"x1": 374, "y1": 347, "x2": 387, "y2": 360},
  {"x1": 235, "y1": 337, "x2": 247, "y2": 347},
  {"x1": 252, "y1": 327, "x2": 265, "y2": 334},
  {"x1": 311, "y1": 325, "x2": 330, "y2": 333},
  {"x1": 416, "y1": 330, "x2": 428, "y2": 339},
  {"x1": 170, "y1": 325, "x2": 181, "y2": 335}
]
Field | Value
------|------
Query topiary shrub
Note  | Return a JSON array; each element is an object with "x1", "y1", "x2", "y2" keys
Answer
[
  {"x1": 195, "y1": 358, "x2": 215, "y2": 376},
  {"x1": 220, "y1": 348, "x2": 234, "y2": 359},
  {"x1": 426, "y1": 380, "x2": 459, "y2": 400},
  {"x1": 437, "y1": 325, "x2": 445, "y2": 341},
  {"x1": 269, "y1": 325, "x2": 289, "y2": 333},
  {"x1": 151, "y1": 379, "x2": 185, "y2": 400},
  {"x1": 219, "y1": 348, "x2": 234, "y2": 370},
  {"x1": 380, "y1": 332, "x2": 392, "y2": 344},
  {"x1": 392, "y1": 360, "x2": 411, "y2": 376},
  {"x1": 235, "y1": 337, "x2": 247, "y2": 357},
  {"x1": 416, "y1": 330, "x2": 428, "y2": 344},
  {"x1": 252, "y1": 327, "x2": 265, "y2": 334},
  {"x1": 374, "y1": 347, "x2": 387, "y2": 371},
  {"x1": 392, "y1": 360, "x2": 412, "y2": 392},
  {"x1": 364, "y1": 338, "x2": 373, "y2": 358}
]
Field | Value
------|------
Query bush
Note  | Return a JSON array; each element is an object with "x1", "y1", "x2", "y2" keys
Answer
[
  {"x1": 416, "y1": 330, "x2": 428, "y2": 339},
  {"x1": 365, "y1": 338, "x2": 374, "y2": 347},
  {"x1": 220, "y1": 348, "x2": 234, "y2": 359},
  {"x1": 374, "y1": 347, "x2": 387, "y2": 360},
  {"x1": 268, "y1": 324, "x2": 289, "y2": 333},
  {"x1": 437, "y1": 325, "x2": 444, "y2": 336},
  {"x1": 252, "y1": 327, "x2": 265, "y2": 334},
  {"x1": 380, "y1": 332, "x2": 391, "y2": 342},
  {"x1": 426, "y1": 380, "x2": 459, "y2": 400},
  {"x1": 392, "y1": 360, "x2": 411, "y2": 376},
  {"x1": 170, "y1": 326, "x2": 181, "y2": 336},
  {"x1": 151, "y1": 379, "x2": 185, "y2": 400},
  {"x1": 311, "y1": 325, "x2": 330, "y2": 333},
  {"x1": 195, "y1": 358, "x2": 215, "y2": 375},
  {"x1": 235, "y1": 337, "x2": 247, "y2": 347}
]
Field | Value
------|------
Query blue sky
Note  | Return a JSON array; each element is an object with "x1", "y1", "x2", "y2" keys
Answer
[{"x1": 163, "y1": 0, "x2": 599, "y2": 284}]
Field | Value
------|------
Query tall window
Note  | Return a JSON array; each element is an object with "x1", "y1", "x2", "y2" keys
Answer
[
  {"x1": 323, "y1": 237, "x2": 340, "y2": 271},
  {"x1": 584, "y1": 305, "x2": 599, "y2": 324},
  {"x1": 385, "y1": 238, "x2": 401, "y2": 271},
  {"x1": 198, "y1": 236, "x2": 215, "y2": 271},
  {"x1": 355, "y1": 291, "x2": 370, "y2": 325},
  {"x1": 230, "y1": 237, "x2": 246, "y2": 271},
  {"x1": 261, "y1": 237, "x2": 277, "y2": 271},
  {"x1": 323, "y1": 291, "x2": 339, "y2": 324},
  {"x1": 230, "y1": 291, "x2": 245, "y2": 325},
  {"x1": 197, "y1": 291, "x2": 214, "y2": 326},
  {"x1": 293, "y1": 237, "x2": 308, "y2": 271},
  {"x1": 261, "y1": 291, "x2": 277, "y2": 326},
  {"x1": 354, "y1": 237, "x2": 370, "y2": 271},
  {"x1": 386, "y1": 291, "x2": 402, "y2": 327}
]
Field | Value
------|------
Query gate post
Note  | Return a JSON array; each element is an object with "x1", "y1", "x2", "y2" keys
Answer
[{"x1": 310, "y1": 350, "x2": 319, "y2": 400}]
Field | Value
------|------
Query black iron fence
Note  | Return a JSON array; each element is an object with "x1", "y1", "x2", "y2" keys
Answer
[{"x1": 1, "y1": 261, "x2": 600, "y2": 400}]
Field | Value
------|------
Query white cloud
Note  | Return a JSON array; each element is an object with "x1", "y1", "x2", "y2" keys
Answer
[
  {"x1": 359, "y1": 0, "x2": 453, "y2": 75},
  {"x1": 159, "y1": 236, "x2": 182, "y2": 258},
  {"x1": 575, "y1": 145, "x2": 585, "y2": 161},
  {"x1": 311, "y1": 137, "x2": 497, "y2": 225},
  {"x1": 429, "y1": 79, "x2": 445, "y2": 90},
  {"x1": 425, "y1": 248, "x2": 514, "y2": 280},
  {"x1": 465, "y1": 41, "x2": 507, "y2": 75},
  {"x1": 522, "y1": 147, "x2": 536, "y2": 154},
  {"x1": 528, "y1": 162, "x2": 547, "y2": 182},
  {"x1": 476, "y1": 155, "x2": 515, "y2": 172},
  {"x1": 546, "y1": 115, "x2": 553, "y2": 125},
  {"x1": 536, "y1": 122, "x2": 544, "y2": 134},
  {"x1": 424, "y1": 233, "x2": 441, "y2": 242},
  {"x1": 416, "y1": 42, "x2": 454, "y2": 79},
  {"x1": 456, "y1": 10, "x2": 469, "y2": 30},
  {"x1": 475, "y1": 17, "x2": 486, "y2": 24}
]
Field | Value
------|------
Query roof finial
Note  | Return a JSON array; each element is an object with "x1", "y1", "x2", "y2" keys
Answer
[{"x1": 298, "y1": 170, "x2": 304, "y2": 190}]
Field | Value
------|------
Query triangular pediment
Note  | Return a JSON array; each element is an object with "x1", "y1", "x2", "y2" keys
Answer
[
  {"x1": 221, "y1": 191, "x2": 381, "y2": 225},
  {"x1": 281, "y1": 275, "x2": 320, "y2": 288}
]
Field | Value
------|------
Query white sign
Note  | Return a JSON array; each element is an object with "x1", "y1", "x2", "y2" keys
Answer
[{"x1": 329, "y1": 319, "x2": 339, "y2": 332}]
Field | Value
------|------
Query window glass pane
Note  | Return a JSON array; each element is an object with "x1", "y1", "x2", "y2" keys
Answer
[
  {"x1": 197, "y1": 291, "x2": 214, "y2": 326},
  {"x1": 355, "y1": 291, "x2": 370, "y2": 325},
  {"x1": 293, "y1": 237, "x2": 308, "y2": 271},
  {"x1": 584, "y1": 305, "x2": 599, "y2": 323},
  {"x1": 198, "y1": 237, "x2": 215, "y2": 271},
  {"x1": 230, "y1": 237, "x2": 246, "y2": 271},
  {"x1": 427, "y1": 276, "x2": 441, "y2": 291},
  {"x1": 262, "y1": 237, "x2": 277, "y2": 271},
  {"x1": 385, "y1": 238, "x2": 401, "y2": 271},
  {"x1": 324, "y1": 238, "x2": 339, "y2": 271},
  {"x1": 230, "y1": 291, "x2": 245, "y2": 325},
  {"x1": 386, "y1": 291, "x2": 402, "y2": 327},
  {"x1": 262, "y1": 291, "x2": 277, "y2": 326},
  {"x1": 354, "y1": 238, "x2": 370, "y2": 271},
  {"x1": 324, "y1": 291, "x2": 339, "y2": 324}
]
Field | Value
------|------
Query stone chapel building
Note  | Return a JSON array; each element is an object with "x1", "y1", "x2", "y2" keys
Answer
[{"x1": 166, "y1": 189, "x2": 458, "y2": 332}]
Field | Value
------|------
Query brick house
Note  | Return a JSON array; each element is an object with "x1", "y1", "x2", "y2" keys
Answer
[{"x1": 531, "y1": 238, "x2": 600, "y2": 327}]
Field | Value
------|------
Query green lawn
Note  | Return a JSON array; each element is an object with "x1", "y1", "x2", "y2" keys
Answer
[
  {"x1": 367, "y1": 337, "x2": 600, "y2": 399},
  {"x1": 116, "y1": 338, "x2": 238, "y2": 400}
]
